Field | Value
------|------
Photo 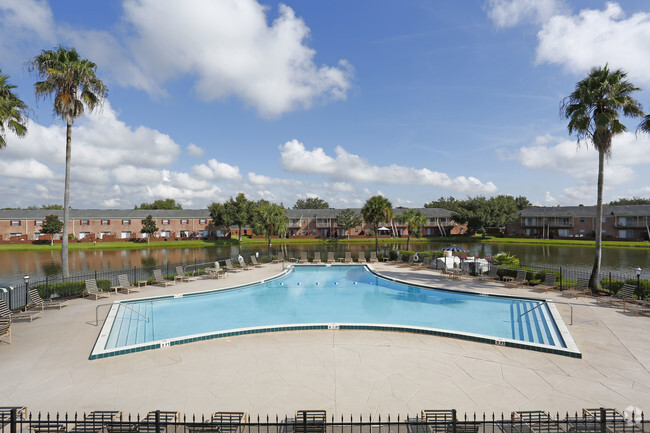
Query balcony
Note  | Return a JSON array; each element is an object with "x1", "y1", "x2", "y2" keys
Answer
[{"x1": 315, "y1": 220, "x2": 331, "y2": 228}]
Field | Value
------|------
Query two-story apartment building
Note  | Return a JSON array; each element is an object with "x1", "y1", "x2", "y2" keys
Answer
[{"x1": 505, "y1": 205, "x2": 650, "y2": 240}]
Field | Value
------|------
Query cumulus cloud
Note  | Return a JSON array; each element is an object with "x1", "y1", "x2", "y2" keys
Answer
[
  {"x1": 248, "y1": 173, "x2": 302, "y2": 186},
  {"x1": 187, "y1": 143, "x2": 205, "y2": 158},
  {"x1": 486, "y1": 0, "x2": 567, "y2": 28},
  {"x1": 0, "y1": 0, "x2": 55, "y2": 64},
  {"x1": 191, "y1": 159, "x2": 242, "y2": 181},
  {"x1": 279, "y1": 139, "x2": 498, "y2": 193},
  {"x1": 0, "y1": 159, "x2": 56, "y2": 180},
  {"x1": 536, "y1": 3, "x2": 650, "y2": 87}
]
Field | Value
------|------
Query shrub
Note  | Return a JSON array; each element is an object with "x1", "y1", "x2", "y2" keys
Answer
[
  {"x1": 492, "y1": 252, "x2": 519, "y2": 266},
  {"x1": 599, "y1": 278, "x2": 650, "y2": 297},
  {"x1": 32, "y1": 279, "x2": 113, "y2": 299}
]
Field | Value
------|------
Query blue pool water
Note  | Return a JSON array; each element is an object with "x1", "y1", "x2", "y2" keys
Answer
[{"x1": 94, "y1": 265, "x2": 576, "y2": 359}]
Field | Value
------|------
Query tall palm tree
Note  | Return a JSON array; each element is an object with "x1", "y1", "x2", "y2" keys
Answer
[
  {"x1": 361, "y1": 195, "x2": 393, "y2": 252},
  {"x1": 396, "y1": 209, "x2": 427, "y2": 251},
  {"x1": 254, "y1": 200, "x2": 288, "y2": 248},
  {"x1": 640, "y1": 115, "x2": 650, "y2": 133},
  {"x1": 0, "y1": 71, "x2": 28, "y2": 149},
  {"x1": 29, "y1": 45, "x2": 107, "y2": 278},
  {"x1": 560, "y1": 65, "x2": 644, "y2": 293}
]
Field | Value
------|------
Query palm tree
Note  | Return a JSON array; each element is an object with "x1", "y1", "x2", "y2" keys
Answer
[
  {"x1": 0, "y1": 71, "x2": 28, "y2": 149},
  {"x1": 29, "y1": 45, "x2": 107, "y2": 278},
  {"x1": 640, "y1": 115, "x2": 650, "y2": 133},
  {"x1": 254, "y1": 200, "x2": 288, "y2": 248},
  {"x1": 560, "y1": 65, "x2": 644, "y2": 293},
  {"x1": 361, "y1": 195, "x2": 393, "y2": 253},
  {"x1": 396, "y1": 209, "x2": 427, "y2": 251}
]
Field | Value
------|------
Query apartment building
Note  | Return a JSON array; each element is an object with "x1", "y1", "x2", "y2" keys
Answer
[{"x1": 505, "y1": 205, "x2": 650, "y2": 241}]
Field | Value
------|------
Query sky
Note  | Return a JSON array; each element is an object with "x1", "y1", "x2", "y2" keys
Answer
[{"x1": 1, "y1": 0, "x2": 650, "y2": 210}]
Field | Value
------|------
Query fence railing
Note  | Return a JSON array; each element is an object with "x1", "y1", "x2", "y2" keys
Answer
[{"x1": 0, "y1": 408, "x2": 647, "y2": 433}]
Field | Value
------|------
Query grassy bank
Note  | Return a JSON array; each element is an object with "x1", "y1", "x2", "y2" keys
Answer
[{"x1": 480, "y1": 236, "x2": 650, "y2": 248}]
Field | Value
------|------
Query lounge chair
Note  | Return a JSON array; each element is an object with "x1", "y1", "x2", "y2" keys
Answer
[
  {"x1": 344, "y1": 252, "x2": 352, "y2": 263},
  {"x1": 111, "y1": 275, "x2": 141, "y2": 294},
  {"x1": 84, "y1": 279, "x2": 111, "y2": 300},
  {"x1": 298, "y1": 252, "x2": 309, "y2": 264},
  {"x1": 421, "y1": 410, "x2": 479, "y2": 433},
  {"x1": 225, "y1": 259, "x2": 243, "y2": 273},
  {"x1": 326, "y1": 252, "x2": 335, "y2": 264},
  {"x1": 1, "y1": 407, "x2": 27, "y2": 429},
  {"x1": 398, "y1": 255, "x2": 415, "y2": 268},
  {"x1": 369, "y1": 251, "x2": 378, "y2": 263},
  {"x1": 512, "y1": 411, "x2": 568, "y2": 433},
  {"x1": 479, "y1": 266, "x2": 499, "y2": 281},
  {"x1": 504, "y1": 270, "x2": 527, "y2": 288},
  {"x1": 187, "y1": 412, "x2": 247, "y2": 433},
  {"x1": 0, "y1": 318, "x2": 11, "y2": 344},
  {"x1": 597, "y1": 283, "x2": 636, "y2": 306},
  {"x1": 392, "y1": 252, "x2": 402, "y2": 264},
  {"x1": 624, "y1": 300, "x2": 650, "y2": 316},
  {"x1": 69, "y1": 411, "x2": 123, "y2": 433},
  {"x1": 532, "y1": 274, "x2": 557, "y2": 293},
  {"x1": 562, "y1": 277, "x2": 590, "y2": 298},
  {"x1": 0, "y1": 297, "x2": 42, "y2": 322},
  {"x1": 412, "y1": 257, "x2": 430, "y2": 270},
  {"x1": 28, "y1": 288, "x2": 68, "y2": 310},
  {"x1": 250, "y1": 255, "x2": 264, "y2": 267},
  {"x1": 238, "y1": 256, "x2": 252, "y2": 270},
  {"x1": 152, "y1": 270, "x2": 174, "y2": 287},
  {"x1": 294, "y1": 410, "x2": 326, "y2": 433},
  {"x1": 136, "y1": 411, "x2": 181, "y2": 433},
  {"x1": 357, "y1": 252, "x2": 367, "y2": 263},
  {"x1": 271, "y1": 252, "x2": 284, "y2": 263},
  {"x1": 174, "y1": 266, "x2": 188, "y2": 283},
  {"x1": 312, "y1": 252, "x2": 322, "y2": 264}
]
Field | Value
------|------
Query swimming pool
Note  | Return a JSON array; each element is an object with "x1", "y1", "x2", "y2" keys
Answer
[{"x1": 90, "y1": 265, "x2": 580, "y2": 359}]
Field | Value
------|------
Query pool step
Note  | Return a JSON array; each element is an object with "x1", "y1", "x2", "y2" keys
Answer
[
  {"x1": 511, "y1": 301, "x2": 563, "y2": 347},
  {"x1": 106, "y1": 302, "x2": 154, "y2": 349}
]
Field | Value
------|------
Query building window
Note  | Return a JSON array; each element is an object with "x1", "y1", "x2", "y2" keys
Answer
[
  {"x1": 180, "y1": 230, "x2": 189, "y2": 237},
  {"x1": 122, "y1": 219, "x2": 131, "y2": 225},
  {"x1": 121, "y1": 231, "x2": 132, "y2": 239},
  {"x1": 162, "y1": 219, "x2": 169, "y2": 225},
  {"x1": 101, "y1": 220, "x2": 110, "y2": 225},
  {"x1": 579, "y1": 217, "x2": 585, "y2": 223},
  {"x1": 602, "y1": 217, "x2": 607, "y2": 223},
  {"x1": 79, "y1": 232, "x2": 90, "y2": 239},
  {"x1": 199, "y1": 219, "x2": 207, "y2": 224},
  {"x1": 181, "y1": 219, "x2": 188, "y2": 225},
  {"x1": 11, "y1": 220, "x2": 20, "y2": 226},
  {"x1": 80, "y1": 220, "x2": 89, "y2": 225},
  {"x1": 35, "y1": 220, "x2": 43, "y2": 226},
  {"x1": 10, "y1": 233, "x2": 22, "y2": 237},
  {"x1": 161, "y1": 230, "x2": 171, "y2": 237},
  {"x1": 100, "y1": 232, "x2": 111, "y2": 239},
  {"x1": 558, "y1": 229, "x2": 570, "y2": 237}
]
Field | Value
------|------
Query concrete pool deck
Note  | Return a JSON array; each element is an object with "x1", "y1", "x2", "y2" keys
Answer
[{"x1": 1, "y1": 262, "x2": 649, "y2": 417}]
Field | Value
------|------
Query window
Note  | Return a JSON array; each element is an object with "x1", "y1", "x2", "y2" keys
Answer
[
  {"x1": 122, "y1": 219, "x2": 131, "y2": 225},
  {"x1": 558, "y1": 218, "x2": 570, "y2": 226},
  {"x1": 162, "y1": 219, "x2": 169, "y2": 225},
  {"x1": 10, "y1": 233, "x2": 22, "y2": 237},
  {"x1": 619, "y1": 230, "x2": 629, "y2": 239},
  {"x1": 100, "y1": 232, "x2": 111, "y2": 239},
  {"x1": 34, "y1": 233, "x2": 41, "y2": 240},
  {"x1": 35, "y1": 220, "x2": 43, "y2": 226},
  {"x1": 558, "y1": 229, "x2": 570, "y2": 237},
  {"x1": 181, "y1": 219, "x2": 188, "y2": 225},
  {"x1": 121, "y1": 231, "x2": 132, "y2": 239},
  {"x1": 602, "y1": 217, "x2": 607, "y2": 223},
  {"x1": 80, "y1": 220, "x2": 89, "y2": 225},
  {"x1": 199, "y1": 219, "x2": 207, "y2": 225},
  {"x1": 161, "y1": 230, "x2": 171, "y2": 237},
  {"x1": 101, "y1": 220, "x2": 110, "y2": 225},
  {"x1": 11, "y1": 220, "x2": 20, "y2": 226},
  {"x1": 79, "y1": 232, "x2": 90, "y2": 239},
  {"x1": 180, "y1": 230, "x2": 189, "y2": 237},
  {"x1": 579, "y1": 217, "x2": 585, "y2": 223}
]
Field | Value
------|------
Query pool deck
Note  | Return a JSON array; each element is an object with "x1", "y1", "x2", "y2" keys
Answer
[{"x1": 1, "y1": 262, "x2": 649, "y2": 417}]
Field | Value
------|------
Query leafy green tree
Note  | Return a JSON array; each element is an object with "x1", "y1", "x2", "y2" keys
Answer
[
  {"x1": 224, "y1": 193, "x2": 254, "y2": 241},
  {"x1": 424, "y1": 196, "x2": 464, "y2": 213},
  {"x1": 336, "y1": 209, "x2": 362, "y2": 241},
  {"x1": 140, "y1": 215, "x2": 158, "y2": 244},
  {"x1": 135, "y1": 198, "x2": 182, "y2": 210},
  {"x1": 30, "y1": 45, "x2": 107, "y2": 278},
  {"x1": 396, "y1": 209, "x2": 427, "y2": 250},
  {"x1": 0, "y1": 70, "x2": 28, "y2": 149},
  {"x1": 608, "y1": 197, "x2": 650, "y2": 205},
  {"x1": 40, "y1": 214, "x2": 63, "y2": 246},
  {"x1": 561, "y1": 65, "x2": 644, "y2": 293},
  {"x1": 293, "y1": 197, "x2": 330, "y2": 209},
  {"x1": 361, "y1": 195, "x2": 393, "y2": 252},
  {"x1": 208, "y1": 201, "x2": 231, "y2": 234},
  {"x1": 252, "y1": 200, "x2": 288, "y2": 247}
]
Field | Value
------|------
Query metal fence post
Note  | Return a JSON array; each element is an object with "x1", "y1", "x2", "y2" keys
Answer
[
  {"x1": 451, "y1": 409, "x2": 457, "y2": 433},
  {"x1": 600, "y1": 408, "x2": 607, "y2": 433},
  {"x1": 155, "y1": 410, "x2": 161, "y2": 433},
  {"x1": 10, "y1": 407, "x2": 17, "y2": 433}
]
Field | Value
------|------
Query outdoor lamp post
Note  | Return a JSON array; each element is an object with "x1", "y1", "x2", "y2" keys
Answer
[
  {"x1": 636, "y1": 267, "x2": 642, "y2": 299},
  {"x1": 23, "y1": 275, "x2": 30, "y2": 307}
]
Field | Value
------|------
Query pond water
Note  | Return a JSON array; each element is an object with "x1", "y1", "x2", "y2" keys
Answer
[{"x1": 1, "y1": 241, "x2": 648, "y2": 285}]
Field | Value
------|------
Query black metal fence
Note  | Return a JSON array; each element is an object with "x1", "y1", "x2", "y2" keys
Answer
[{"x1": 0, "y1": 408, "x2": 647, "y2": 433}]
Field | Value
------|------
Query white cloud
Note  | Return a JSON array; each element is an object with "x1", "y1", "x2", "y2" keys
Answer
[
  {"x1": 187, "y1": 143, "x2": 205, "y2": 158},
  {"x1": 0, "y1": 0, "x2": 54, "y2": 65},
  {"x1": 486, "y1": 0, "x2": 567, "y2": 28},
  {"x1": 279, "y1": 139, "x2": 498, "y2": 193},
  {"x1": 248, "y1": 172, "x2": 302, "y2": 186},
  {"x1": 191, "y1": 159, "x2": 242, "y2": 181},
  {"x1": 0, "y1": 159, "x2": 56, "y2": 180},
  {"x1": 536, "y1": 3, "x2": 650, "y2": 87}
]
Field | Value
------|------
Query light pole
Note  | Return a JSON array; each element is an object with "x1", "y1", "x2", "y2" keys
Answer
[
  {"x1": 636, "y1": 267, "x2": 642, "y2": 299},
  {"x1": 23, "y1": 275, "x2": 30, "y2": 308}
]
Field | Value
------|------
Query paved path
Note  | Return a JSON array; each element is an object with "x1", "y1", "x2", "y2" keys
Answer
[{"x1": 1, "y1": 263, "x2": 649, "y2": 417}]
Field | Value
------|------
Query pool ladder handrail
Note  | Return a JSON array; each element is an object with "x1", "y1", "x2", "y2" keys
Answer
[
  {"x1": 520, "y1": 300, "x2": 573, "y2": 325},
  {"x1": 95, "y1": 302, "x2": 150, "y2": 326}
]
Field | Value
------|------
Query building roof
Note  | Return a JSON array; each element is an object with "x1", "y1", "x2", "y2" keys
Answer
[
  {"x1": 284, "y1": 207, "x2": 455, "y2": 219},
  {"x1": 0, "y1": 209, "x2": 211, "y2": 220},
  {"x1": 516, "y1": 205, "x2": 650, "y2": 218}
]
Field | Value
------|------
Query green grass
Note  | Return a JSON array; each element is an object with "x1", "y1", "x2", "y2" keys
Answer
[
  {"x1": 480, "y1": 236, "x2": 650, "y2": 248},
  {"x1": 0, "y1": 239, "x2": 238, "y2": 252}
]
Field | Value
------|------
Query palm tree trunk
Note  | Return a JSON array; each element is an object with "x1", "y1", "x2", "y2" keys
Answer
[
  {"x1": 238, "y1": 224, "x2": 242, "y2": 241},
  {"x1": 374, "y1": 224, "x2": 379, "y2": 252},
  {"x1": 589, "y1": 150, "x2": 605, "y2": 293},
  {"x1": 407, "y1": 233, "x2": 411, "y2": 251},
  {"x1": 61, "y1": 122, "x2": 72, "y2": 279}
]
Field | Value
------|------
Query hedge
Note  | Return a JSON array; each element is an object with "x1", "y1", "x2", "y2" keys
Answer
[
  {"x1": 599, "y1": 278, "x2": 650, "y2": 297},
  {"x1": 32, "y1": 279, "x2": 112, "y2": 299}
]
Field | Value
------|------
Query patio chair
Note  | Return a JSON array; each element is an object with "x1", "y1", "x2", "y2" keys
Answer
[
  {"x1": 28, "y1": 288, "x2": 69, "y2": 310},
  {"x1": 225, "y1": 259, "x2": 243, "y2": 273},
  {"x1": 250, "y1": 255, "x2": 264, "y2": 267},
  {"x1": 532, "y1": 274, "x2": 557, "y2": 293},
  {"x1": 312, "y1": 252, "x2": 322, "y2": 264},
  {"x1": 294, "y1": 410, "x2": 326, "y2": 433},
  {"x1": 152, "y1": 270, "x2": 174, "y2": 287},
  {"x1": 84, "y1": 279, "x2": 112, "y2": 300},
  {"x1": 344, "y1": 252, "x2": 352, "y2": 263},
  {"x1": 358, "y1": 252, "x2": 367, "y2": 263},
  {"x1": 69, "y1": 411, "x2": 123, "y2": 433},
  {"x1": 1, "y1": 407, "x2": 27, "y2": 428},
  {"x1": 174, "y1": 266, "x2": 189, "y2": 283},
  {"x1": 504, "y1": 270, "x2": 527, "y2": 288},
  {"x1": 238, "y1": 256, "x2": 252, "y2": 270},
  {"x1": 298, "y1": 252, "x2": 309, "y2": 264},
  {"x1": 111, "y1": 275, "x2": 141, "y2": 294},
  {"x1": 597, "y1": 283, "x2": 636, "y2": 306},
  {"x1": 512, "y1": 411, "x2": 568, "y2": 433},
  {"x1": 326, "y1": 252, "x2": 335, "y2": 264},
  {"x1": 624, "y1": 300, "x2": 650, "y2": 316},
  {"x1": 421, "y1": 410, "x2": 479, "y2": 433},
  {"x1": 411, "y1": 257, "x2": 430, "y2": 270},
  {"x1": 0, "y1": 298, "x2": 41, "y2": 322},
  {"x1": 369, "y1": 251, "x2": 378, "y2": 263},
  {"x1": 187, "y1": 412, "x2": 247, "y2": 433},
  {"x1": 479, "y1": 266, "x2": 499, "y2": 281},
  {"x1": 136, "y1": 411, "x2": 181, "y2": 433},
  {"x1": 561, "y1": 277, "x2": 590, "y2": 298},
  {"x1": 398, "y1": 255, "x2": 415, "y2": 268},
  {"x1": 0, "y1": 318, "x2": 11, "y2": 344},
  {"x1": 271, "y1": 251, "x2": 284, "y2": 263}
]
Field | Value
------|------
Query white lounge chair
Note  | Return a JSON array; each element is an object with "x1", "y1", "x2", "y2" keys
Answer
[
  {"x1": 84, "y1": 279, "x2": 111, "y2": 300},
  {"x1": 298, "y1": 251, "x2": 308, "y2": 264},
  {"x1": 272, "y1": 252, "x2": 284, "y2": 263},
  {"x1": 112, "y1": 274, "x2": 141, "y2": 294},
  {"x1": 369, "y1": 252, "x2": 378, "y2": 263},
  {"x1": 225, "y1": 259, "x2": 243, "y2": 273},
  {"x1": 312, "y1": 252, "x2": 322, "y2": 264},
  {"x1": 28, "y1": 288, "x2": 68, "y2": 309},
  {"x1": 327, "y1": 252, "x2": 335, "y2": 263},
  {"x1": 152, "y1": 269, "x2": 174, "y2": 287},
  {"x1": 358, "y1": 252, "x2": 367, "y2": 263},
  {"x1": 250, "y1": 255, "x2": 264, "y2": 267},
  {"x1": 0, "y1": 318, "x2": 11, "y2": 344},
  {"x1": 344, "y1": 252, "x2": 352, "y2": 263}
]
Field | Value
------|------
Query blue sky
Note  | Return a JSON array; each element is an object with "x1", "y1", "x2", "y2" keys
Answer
[{"x1": 1, "y1": 0, "x2": 650, "y2": 210}]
